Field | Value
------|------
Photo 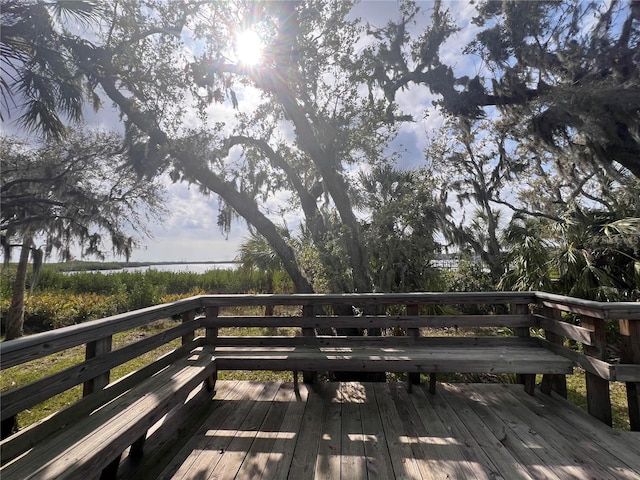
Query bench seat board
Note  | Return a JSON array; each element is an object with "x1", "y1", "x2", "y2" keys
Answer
[
  {"x1": 213, "y1": 335, "x2": 536, "y2": 347},
  {"x1": 213, "y1": 343, "x2": 574, "y2": 374},
  {"x1": 1, "y1": 347, "x2": 216, "y2": 480}
]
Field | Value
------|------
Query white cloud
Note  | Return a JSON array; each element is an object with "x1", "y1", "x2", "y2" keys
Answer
[
  {"x1": 97, "y1": 178, "x2": 244, "y2": 262},
  {"x1": 131, "y1": 235, "x2": 242, "y2": 262}
]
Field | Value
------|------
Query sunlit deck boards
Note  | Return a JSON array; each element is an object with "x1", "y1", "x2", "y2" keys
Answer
[{"x1": 157, "y1": 380, "x2": 640, "y2": 480}]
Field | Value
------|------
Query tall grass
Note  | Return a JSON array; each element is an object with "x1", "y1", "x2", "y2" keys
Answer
[{"x1": 0, "y1": 266, "x2": 285, "y2": 332}]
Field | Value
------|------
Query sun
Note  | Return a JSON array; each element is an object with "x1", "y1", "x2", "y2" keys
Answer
[{"x1": 235, "y1": 29, "x2": 263, "y2": 66}]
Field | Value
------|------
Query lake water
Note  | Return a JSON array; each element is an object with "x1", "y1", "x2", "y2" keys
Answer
[{"x1": 68, "y1": 263, "x2": 238, "y2": 275}]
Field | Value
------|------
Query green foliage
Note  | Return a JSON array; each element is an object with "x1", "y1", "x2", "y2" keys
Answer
[
  {"x1": 499, "y1": 217, "x2": 554, "y2": 292},
  {"x1": 0, "y1": 0, "x2": 102, "y2": 139},
  {"x1": 126, "y1": 274, "x2": 161, "y2": 310},
  {"x1": 45, "y1": 261, "x2": 129, "y2": 272},
  {"x1": 440, "y1": 257, "x2": 494, "y2": 293},
  {"x1": 360, "y1": 166, "x2": 442, "y2": 292},
  {"x1": 553, "y1": 206, "x2": 640, "y2": 301},
  {"x1": 438, "y1": 257, "x2": 497, "y2": 314},
  {"x1": 0, "y1": 265, "x2": 277, "y2": 332},
  {"x1": 28, "y1": 267, "x2": 272, "y2": 296},
  {"x1": 37, "y1": 269, "x2": 126, "y2": 295},
  {"x1": 1, "y1": 130, "x2": 167, "y2": 339},
  {"x1": 1, "y1": 131, "x2": 166, "y2": 261},
  {"x1": 500, "y1": 203, "x2": 640, "y2": 302},
  {"x1": 374, "y1": 0, "x2": 640, "y2": 177},
  {"x1": 0, "y1": 292, "x2": 127, "y2": 331}
]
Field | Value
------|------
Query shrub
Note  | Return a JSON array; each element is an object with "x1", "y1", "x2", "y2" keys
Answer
[
  {"x1": 1, "y1": 292, "x2": 127, "y2": 332},
  {"x1": 1, "y1": 266, "x2": 286, "y2": 334}
]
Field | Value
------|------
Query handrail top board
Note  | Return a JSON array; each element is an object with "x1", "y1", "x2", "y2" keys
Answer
[
  {"x1": 201, "y1": 313, "x2": 532, "y2": 328},
  {"x1": 199, "y1": 291, "x2": 537, "y2": 306},
  {"x1": 0, "y1": 296, "x2": 201, "y2": 364},
  {"x1": 534, "y1": 291, "x2": 640, "y2": 319}
]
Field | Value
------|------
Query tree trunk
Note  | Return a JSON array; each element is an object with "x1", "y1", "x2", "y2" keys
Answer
[{"x1": 4, "y1": 234, "x2": 32, "y2": 340}]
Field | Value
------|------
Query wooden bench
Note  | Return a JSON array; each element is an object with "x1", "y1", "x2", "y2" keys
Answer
[
  {"x1": 203, "y1": 312, "x2": 575, "y2": 395},
  {"x1": 0, "y1": 345, "x2": 216, "y2": 480}
]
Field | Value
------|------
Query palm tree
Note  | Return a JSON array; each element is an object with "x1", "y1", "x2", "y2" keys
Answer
[
  {"x1": 552, "y1": 206, "x2": 640, "y2": 301},
  {"x1": 359, "y1": 165, "x2": 441, "y2": 292},
  {"x1": 236, "y1": 231, "x2": 289, "y2": 316},
  {"x1": 500, "y1": 205, "x2": 640, "y2": 301},
  {"x1": 1, "y1": 0, "x2": 101, "y2": 138},
  {"x1": 499, "y1": 217, "x2": 553, "y2": 292}
]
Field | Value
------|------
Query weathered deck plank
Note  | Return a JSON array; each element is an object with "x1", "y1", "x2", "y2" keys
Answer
[
  {"x1": 358, "y1": 383, "x2": 395, "y2": 479},
  {"x1": 234, "y1": 383, "x2": 296, "y2": 479},
  {"x1": 212, "y1": 343, "x2": 574, "y2": 374},
  {"x1": 339, "y1": 383, "x2": 367, "y2": 479},
  {"x1": 469, "y1": 384, "x2": 624, "y2": 479},
  {"x1": 257, "y1": 383, "x2": 310, "y2": 480},
  {"x1": 146, "y1": 381, "x2": 640, "y2": 480},
  {"x1": 406, "y1": 384, "x2": 472, "y2": 480},
  {"x1": 286, "y1": 380, "x2": 326, "y2": 479},
  {"x1": 208, "y1": 382, "x2": 282, "y2": 480},
  {"x1": 435, "y1": 384, "x2": 535, "y2": 480},
  {"x1": 374, "y1": 382, "x2": 429, "y2": 479},
  {"x1": 160, "y1": 380, "x2": 257, "y2": 480},
  {"x1": 314, "y1": 383, "x2": 342, "y2": 480}
]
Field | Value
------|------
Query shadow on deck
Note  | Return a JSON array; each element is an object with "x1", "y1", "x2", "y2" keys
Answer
[{"x1": 122, "y1": 381, "x2": 640, "y2": 480}]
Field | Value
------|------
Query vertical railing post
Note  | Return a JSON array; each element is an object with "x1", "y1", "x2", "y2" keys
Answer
[
  {"x1": 406, "y1": 303, "x2": 421, "y2": 392},
  {"x1": 181, "y1": 309, "x2": 196, "y2": 345},
  {"x1": 619, "y1": 318, "x2": 640, "y2": 431},
  {"x1": 512, "y1": 301, "x2": 536, "y2": 395},
  {"x1": 301, "y1": 303, "x2": 316, "y2": 384},
  {"x1": 84, "y1": 336, "x2": 119, "y2": 474},
  {"x1": 205, "y1": 305, "x2": 220, "y2": 345},
  {"x1": 540, "y1": 305, "x2": 568, "y2": 398},
  {"x1": 204, "y1": 305, "x2": 219, "y2": 392},
  {"x1": 83, "y1": 335, "x2": 113, "y2": 396},
  {"x1": 581, "y1": 314, "x2": 612, "y2": 426}
]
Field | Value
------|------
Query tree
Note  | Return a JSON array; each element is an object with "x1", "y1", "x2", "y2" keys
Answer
[
  {"x1": 13, "y1": 0, "x2": 402, "y2": 294},
  {"x1": 236, "y1": 229, "x2": 289, "y2": 316},
  {"x1": 552, "y1": 205, "x2": 640, "y2": 301},
  {"x1": 1, "y1": 130, "x2": 166, "y2": 339},
  {"x1": 1, "y1": 0, "x2": 101, "y2": 139},
  {"x1": 426, "y1": 118, "x2": 513, "y2": 284},
  {"x1": 426, "y1": 108, "x2": 640, "y2": 290},
  {"x1": 237, "y1": 230, "x2": 286, "y2": 293},
  {"x1": 499, "y1": 189, "x2": 640, "y2": 301},
  {"x1": 368, "y1": 0, "x2": 640, "y2": 178},
  {"x1": 359, "y1": 165, "x2": 441, "y2": 292},
  {"x1": 499, "y1": 217, "x2": 554, "y2": 293}
]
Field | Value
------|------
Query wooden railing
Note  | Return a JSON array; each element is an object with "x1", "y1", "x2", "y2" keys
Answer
[
  {"x1": 1, "y1": 291, "x2": 639, "y2": 438},
  {"x1": 533, "y1": 292, "x2": 640, "y2": 429}
]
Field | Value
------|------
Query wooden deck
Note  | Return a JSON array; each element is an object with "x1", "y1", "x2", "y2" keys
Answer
[{"x1": 152, "y1": 381, "x2": 640, "y2": 480}]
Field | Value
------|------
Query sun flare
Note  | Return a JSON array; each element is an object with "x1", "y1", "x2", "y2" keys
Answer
[{"x1": 235, "y1": 29, "x2": 263, "y2": 66}]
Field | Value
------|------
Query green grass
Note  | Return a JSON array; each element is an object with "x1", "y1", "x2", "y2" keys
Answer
[{"x1": 565, "y1": 370, "x2": 630, "y2": 430}]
